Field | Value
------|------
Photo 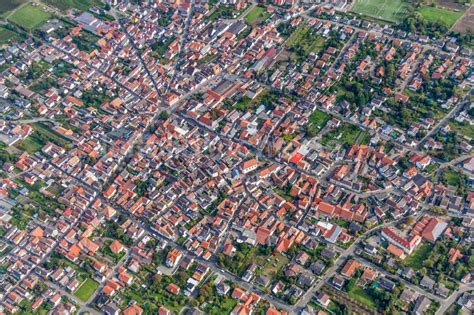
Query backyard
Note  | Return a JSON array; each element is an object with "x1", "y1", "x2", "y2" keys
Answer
[
  {"x1": 244, "y1": 6, "x2": 269, "y2": 25},
  {"x1": 347, "y1": 285, "x2": 377, "y2": 309},
  {"x1": 403, "y1": 243, "x2": 433, "y2": 270},
  {"x1": 321, "y1": 123, "x2": 368, "y2": 148},
  {"x1": 286, "y1": 25, "x2": 326, "y2": 62}
]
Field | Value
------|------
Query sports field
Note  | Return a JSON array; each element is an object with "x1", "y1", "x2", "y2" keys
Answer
[
  {"x1": 351, "y1": 0, "x2": 408, "y2": 22},
  {"x1": 8, "y1": 3, "x2": 51, "y2": 30}
]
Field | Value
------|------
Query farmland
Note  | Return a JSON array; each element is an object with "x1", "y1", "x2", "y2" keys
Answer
[
  {"x1": 0, "y1": 27, "x2": 18, "y2": 44},
  {"x1": 417, "y1": 6, "x2": 463, "y2": 28},
  {"x1": 42, "y1": 0, "x2": 103, "y2": 11},
  {"x1": 0, "y1": 0, "x2": 27, "y2": 16}
]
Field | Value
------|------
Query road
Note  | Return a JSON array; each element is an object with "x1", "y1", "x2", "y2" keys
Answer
[
  {"x1": 435, "y1": 283, "x2": 474, "y2": 315},
  {"x1": 417, "y1": 101, "x2": 468, "y2": 148}
]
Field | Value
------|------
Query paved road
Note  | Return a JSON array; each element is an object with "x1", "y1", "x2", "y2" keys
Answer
[
  {"x1": 417, "y1": 101, "x2": 469, "y2": 148},
  {"x1": 435, "y1": 283, "x2": 474, "y2": 315}
]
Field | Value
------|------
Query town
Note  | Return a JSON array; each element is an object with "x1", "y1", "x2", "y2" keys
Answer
[{"x1": 0, "y1": 0, "x2": 472, "y2": 314}]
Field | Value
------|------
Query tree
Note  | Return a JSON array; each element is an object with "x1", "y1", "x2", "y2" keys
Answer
[{"x1": 159, "y1": 110, "x2": 170, "y2": 120}]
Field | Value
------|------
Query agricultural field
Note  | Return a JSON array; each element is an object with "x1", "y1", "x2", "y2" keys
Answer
[
  {"x1": 42, "y1": 0, "x2": 103, "y2": 11},
  {"x1": 0, "y1": 0, "x2": 27, "y2": 16},
  {"x1": 0, "y1": 27, "x2": 18, "y2": 44},
  {"x1": 351, "y1": 0, "x2": 408, "y2": 22},
  {"x1": 452, "y1": 6, "x2": 474, "y2": 33},
  {"x1": 8, "y1": 3, "x2": 52, "y2": 30},
  {"x1": 244, "y1": 5, "x2": 269, "y2": 25},
  {"x1": 417, "y1": 6, "x2": 463, "y2": 28}
]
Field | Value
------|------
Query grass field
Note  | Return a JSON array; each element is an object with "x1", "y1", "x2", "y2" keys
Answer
[
  {"x1": 442, "y1": 168, "x2": 464, "y2": 186},
  {"x1": 404, "y1": 243, "x2": 432, "y2": 270},
  {"x1": 347, "y1": 286, "x2": 377, "y2": 309},
  {"x1": 448, "y1": 119, "x2": 474, "y2": 139},
  {"x1": 74, "y1": 278, "x2": 99, "y2": 301},
  {"x1": 417, "y1": 6, "x2": 463, "y2": 28},
  {"x1": 8, "y1": 3, "x2": 52, "y2": 30},
  {"x1": 321, "y1": 123, "x2": 364, "y2": 148},
  {"x1": 244, "y1": 5, "x2": 269, "y2": 25},
  {"x1": 0, "y1": 27, "x2": 18, "y2": 44},
  {"x1": 42, "y1": 0, "x2": 103, "y2": 11},
  {"x1": 286, "y1": 25, "x2": 326, "y2": 62},
  {"x1": 257, "y1": 253, "x2": 290, "y2": 279},
  {"x1": 351, "y1": 0, "x2": 408, "y2": 22}
]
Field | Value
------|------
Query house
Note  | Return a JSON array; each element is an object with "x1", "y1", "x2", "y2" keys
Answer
[
  {"x1": 420, "y1": 276, "x2": 435, "y2": 290},
  {"x1": 109, "y1": 240, "x2": 125, "y2": 254},
  {"x1": 413, "y1": 296, "x2": 431, "y2": 315},
  {"x1": 123, "y1": 304, "x2": 144, "y2": 315},
  {"x1": 316, "y1": 292, "x2": 331, "y2": 307},
  {"x1": 332, "y1": 275, "x2": 345, "y2": 289},
  {"x1": 166, "y1": 248, "x2": 183, "y2": 268},
  {"x1": 341, "y1": 259, "x2": 360, "y2": 278},
  {"x1": 166, "y1": 283, "x2": 180, "y2": 295},
  {"x1": 378, "y1": 278, "x2": 396, "y2": 291},
  {"x1": 241, "y1": 158, "x2": 259, "y2": 174}
]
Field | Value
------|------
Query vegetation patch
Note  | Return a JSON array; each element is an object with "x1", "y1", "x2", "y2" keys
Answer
[
  {"x1": 8, "y1": 3, "x2": 52, "y2": 31},
  {"x1": 403, "y1": 243, "x2": 432, "y2": 270},
  {"x1": 0, "y1": 27, "x2": 18, "y2": 44},
  {"x1": 286, "y1": 25, "x2": 326, "y2": 62},
  {"x1": 417, "y1": 6, "x2": 463, "y2": 29},
  {"x1": 321, "y1": 123, "x2": 364, "y2": 148},
  {"x1": 244, "y1": 6, "x2": 269, "y2": 25},
  {"x1": 43, "y1": 0, "x2": 103, "y2": 12},
  {"x1": 0, "y1": 0, "x2": 27, "y2": 16},
  {"x1": 347, "y1": 285, "x2": 377, "y2": 309},
  {"x1": 306, "y1": 109, "x2": 330, "y2": 137},
  {"x1": 74, "y1": 278, "x2": 99, "y2": 301},
  {"x1": 351, "y1": 0, "x2": 408, "y2": 22}
]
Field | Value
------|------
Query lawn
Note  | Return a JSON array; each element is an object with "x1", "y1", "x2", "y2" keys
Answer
[
  {"x1": 321, "y1": 123, "x2": 363, "y2": 148},
  {"x1": 286, "y1": 25, "x2": 326, "y2": 62},
  {"x1": 417, "y1": 6, "x2": 463, "y2": 28},
  {"x1": 32, "y1": 122, "x2": 71, "y2": 147},
  {"x1": 8, "y1": 3, "x2": 52, "y2": 30},
  {"x1": 204, "y1": 296, "x2": 237, "y2": 315},
  {"x1": 448, "y1": 120, "x2": 474, "y2": 139},
  {"x1": 244, "y1": 5, "x2": 269, "y2": 25},
  {"x1": 309, "y1": 110, "x2": 331, "y2": 130},
  {"x1": 42, "y1": 0, "x2": 103, "y2": 11},
  {"x1": 442, "y1": 168, "x2": 464, "y2": 186},
  {"x1": 74, "y1": 278, "x2": 99, "y2": 301},
  {"x1": 347, "y1": 286, "x2": 377, "y2": 309},
  {"x1": 404, "y1": 243, "x2": 432, "y2": 270},
  {"x1": 351, "y1": 0, "x2": 408, "y2": 22},
  {"x1": 15, "y1": 133, "x2": 44, "y2": 153},
  {"x1": 257, "y1": 253, "x2": 290, "y2": 279},
  {"x1": 0, "y1": 27, "x2": 18, "y2": 44}
]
